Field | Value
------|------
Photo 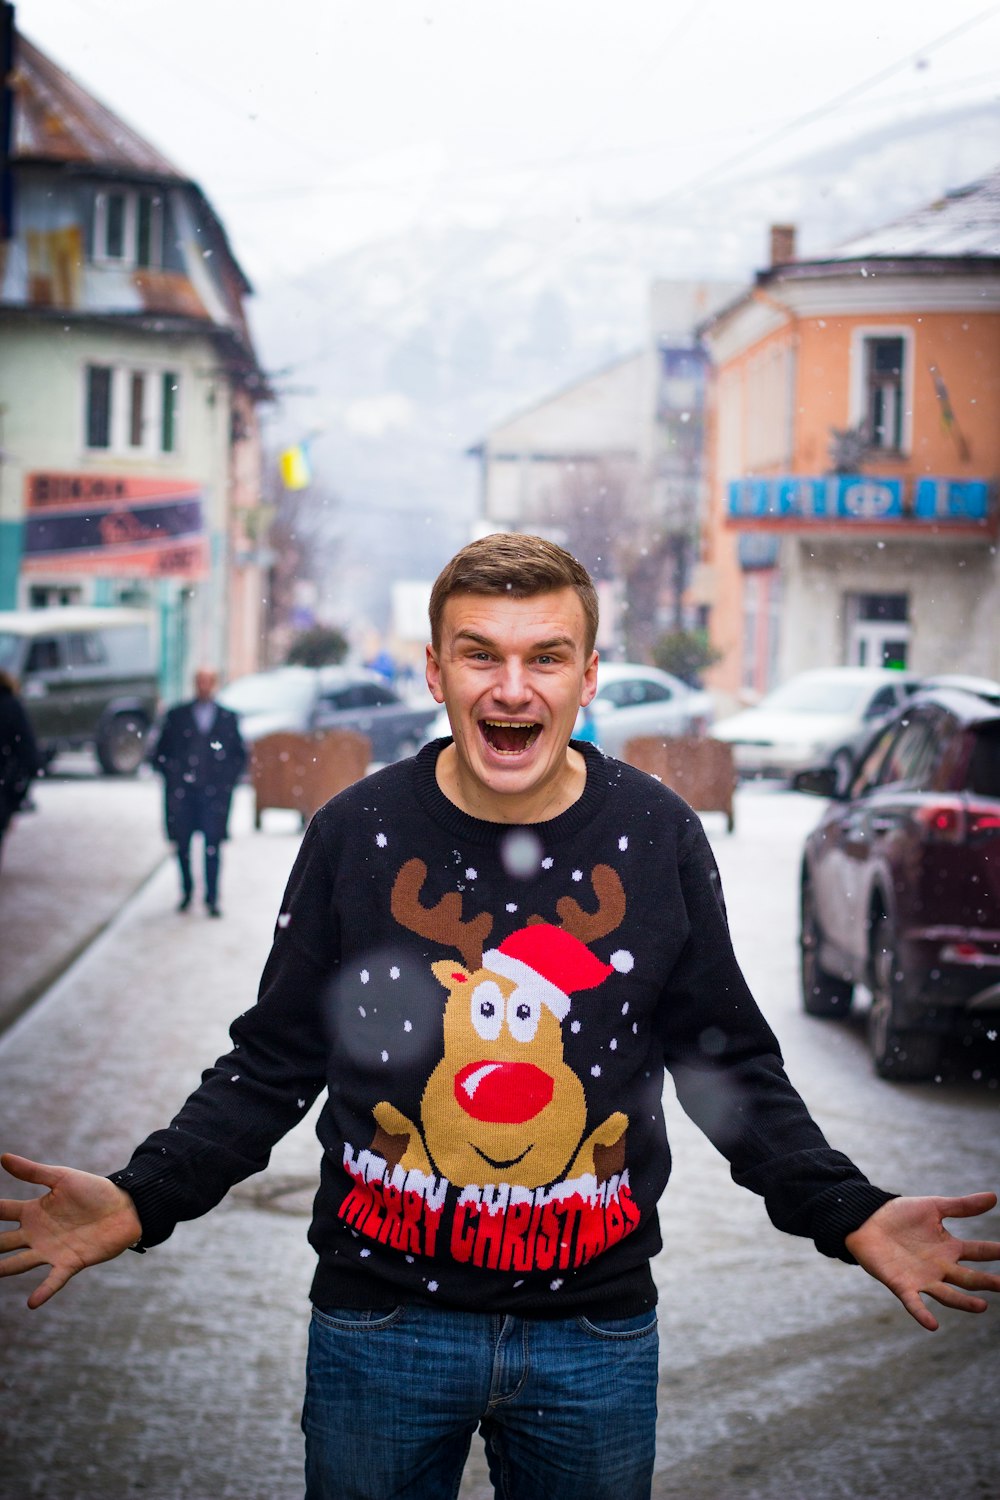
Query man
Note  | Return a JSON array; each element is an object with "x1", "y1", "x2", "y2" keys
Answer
[
  {"x1": 0, "y1": 669, "x2": 41, "y2": 868},
  {"x1": 1, "y1": 534, "x2": 998, "y2": 1500},
  {"x1": 151, "y1": 668, "x2": 246, "y2": 917}
]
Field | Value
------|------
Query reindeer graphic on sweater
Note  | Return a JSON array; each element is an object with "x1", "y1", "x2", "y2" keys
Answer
[
  {"x1": 370, "y1": 858, "x2": 633, "y2": 1191},
  {"x1": 338, "y1": 858, "x2": 642, "y2": 1275}
]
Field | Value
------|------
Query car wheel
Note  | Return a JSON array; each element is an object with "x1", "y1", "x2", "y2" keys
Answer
[
  {"x1": 868, "y1": 914, "x2": 940, "y2": 1081},
  {"x1": 96, "y1": 712, "x2": 149, "y2": 776},
  {"x1": 799, "y1": 880, "x2": 853, "y2": 1017}
]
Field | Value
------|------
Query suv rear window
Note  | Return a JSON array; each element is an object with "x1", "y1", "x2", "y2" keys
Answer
[{"x1": 968, "y1": 724, "x2": 1000, "y2": 797}]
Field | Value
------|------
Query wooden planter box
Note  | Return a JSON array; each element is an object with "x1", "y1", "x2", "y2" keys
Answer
[
  {"x1": 622, "y1": 735, "x2": 736, "y2": 832},
  {"x1": 249, "y1": 729, "x2": 371, "y2": 828}
]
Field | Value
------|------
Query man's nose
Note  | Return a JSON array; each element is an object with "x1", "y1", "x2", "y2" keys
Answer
[{"x1": 493, "y1": 659, "x2": 531, "y2": 704}]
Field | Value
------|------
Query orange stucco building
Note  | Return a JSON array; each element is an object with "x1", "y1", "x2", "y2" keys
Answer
[{"x1": 696, "y1": 173, "x2": 1000, "y2": 715}]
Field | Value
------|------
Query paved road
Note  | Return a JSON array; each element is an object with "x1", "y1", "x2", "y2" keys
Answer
[{"x1": 1, "y1": 783, "x2": 997, "y2": 1500}]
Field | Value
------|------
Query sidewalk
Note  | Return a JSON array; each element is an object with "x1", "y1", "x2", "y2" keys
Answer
[
  {"x1": 0, "y1": 762, "x2": 167, "y2": 1033},
  {"x1": 0, "y1": 789, "x2": 320, "y2": 1499}
]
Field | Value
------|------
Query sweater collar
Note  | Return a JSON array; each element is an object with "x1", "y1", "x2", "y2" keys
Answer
[{"x1": 413, "y1": 737, "x2": 609, "y2": 848}]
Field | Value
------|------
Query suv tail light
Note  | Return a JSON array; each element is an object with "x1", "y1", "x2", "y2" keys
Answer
[{"x1": 914, "y1": 799, "x2": 1000, "y2": 844}]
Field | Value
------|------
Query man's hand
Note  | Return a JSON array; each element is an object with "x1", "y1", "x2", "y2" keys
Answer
[
  {"x1": 0, "y1": 1153, "x2": 142, "y2": 1309},
  {"x1": 845, "y1": 1191, "x2": 1000, "y2": 1331}
]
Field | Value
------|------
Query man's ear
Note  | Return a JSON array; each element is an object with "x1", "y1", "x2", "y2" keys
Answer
[
  {"x1": 580, "y1": 650, "x2": 599, "y2": 708},
  {"x1": 425, "y1": 643, "x2": 445, "y2": 705}
]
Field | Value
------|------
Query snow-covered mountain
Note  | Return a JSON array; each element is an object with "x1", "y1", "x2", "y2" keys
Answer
[{"x1": 248, "y1": 100, "x2": 1000, "y2": 634}]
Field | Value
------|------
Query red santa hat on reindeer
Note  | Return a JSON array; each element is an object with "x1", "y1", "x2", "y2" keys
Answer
[{"x1": 483, "y1": 923, "x2": 634, "y2": 1021}]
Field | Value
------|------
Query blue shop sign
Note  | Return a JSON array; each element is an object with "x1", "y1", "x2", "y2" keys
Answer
[{"x1": 728, "y1": 476, "x2": 988, "y2": 523}]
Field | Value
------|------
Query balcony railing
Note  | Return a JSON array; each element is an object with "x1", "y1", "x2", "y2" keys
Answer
[{"x1": 727, "y1": 475, "x2": 992, "y2": 527}]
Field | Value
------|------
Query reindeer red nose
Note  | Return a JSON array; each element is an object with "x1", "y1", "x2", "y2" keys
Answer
[{"x1": 454, "y1": 1060, "x2": 554, "y2": 1123}]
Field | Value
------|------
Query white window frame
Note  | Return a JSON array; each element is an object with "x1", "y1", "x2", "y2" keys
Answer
[
  {"x1": 92, "y1": 188, "x2": 164, "y2": 269},
  {"x1": 82, "y1": 362, "x2": 181, "y2": 457},
  {"x1": 848, "y1": 326, "x2": 914, "y2": 456}
]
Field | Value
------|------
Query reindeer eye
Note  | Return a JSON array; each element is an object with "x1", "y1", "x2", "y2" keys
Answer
[
  {"x1": 470, "y1": 980, "x2": 504, "y2": 1042},
  {"x1": 507, "y1": 988, "x2": 541, "y2": 1043}
]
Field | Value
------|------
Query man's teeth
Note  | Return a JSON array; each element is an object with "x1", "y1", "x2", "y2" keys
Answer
[{"x1": 481, "y1": 720, "x2": 540, "y2": 754}]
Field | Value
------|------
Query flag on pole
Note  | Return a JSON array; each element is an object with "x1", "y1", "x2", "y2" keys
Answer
[
  {"x1": 279, "y1": 442, "x2": 312, "y2": 490},
  {"x1": 928, "y1": 366, "x2": 970, "y2": 462}
]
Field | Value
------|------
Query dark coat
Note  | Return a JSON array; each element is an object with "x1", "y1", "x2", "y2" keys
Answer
[
  {"x1": 0, "y1": 683, "x2": 41, "y2": 840},
  {"x1": 152, "y1": 700, "x2": 246, "y2": 845}
]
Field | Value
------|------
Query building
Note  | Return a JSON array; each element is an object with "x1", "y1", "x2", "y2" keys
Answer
[
  {"x1": 0, "y1": 15, "x2": 270, "y2": 698},
  {"x1": 471, "y1": 280, "x2": 740, "y2": 658},
  {"x1": 697, "y1": 176, "x2": 1000, "y2": 714}
]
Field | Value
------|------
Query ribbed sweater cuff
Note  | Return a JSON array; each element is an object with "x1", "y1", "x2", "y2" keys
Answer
[{"x1": 813, "y1": 1182, "x2": 898, "y2": 1262}]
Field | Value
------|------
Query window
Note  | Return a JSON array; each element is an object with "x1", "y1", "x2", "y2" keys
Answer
[
  {"x1": 93, "y1": 188, "x2": 164, "y2": 268},
  {"x1": 84, "y1": 364, "x2": 180, "y2": 454},
  {"x1": 25, "y1": 638, "x2": 62, "y2": 673},
  {"x1": 877, "y1": 714, "x2": 941, "y2": 789},
  {"x1": 86, "y1": 365, "x2": 113, "y2": 449},
  {"x1": 851, "y1": 332, "x2": 911, "y2": 454},
  {"x1": 68, "y1": 632, "x2": 107, "y2": 668}
]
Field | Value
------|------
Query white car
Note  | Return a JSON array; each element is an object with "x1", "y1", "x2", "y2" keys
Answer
[
  {"x1": 425, "y1": 662, "x2": 714, "y2": 756},
  {"x1": 710, "y1": 667, "x2": 920, "y2": 782},
  {"x1": 575, "y1": 663, "x2": 714, "y2": 757}
]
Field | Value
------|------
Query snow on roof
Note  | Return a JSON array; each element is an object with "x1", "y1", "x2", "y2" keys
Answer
[{"x1": 829, "y1": 165, "x2": 1000, "y2": 261}]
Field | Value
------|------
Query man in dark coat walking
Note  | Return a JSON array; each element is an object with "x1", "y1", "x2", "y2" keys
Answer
[{"x1": 151, "y1": 668, "x2": 246, "y2": 916}]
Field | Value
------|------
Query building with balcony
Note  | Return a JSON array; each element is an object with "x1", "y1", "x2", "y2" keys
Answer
[
  {"x1": 0, "y1": 17, "x2": 270, "y2": 698},
  {"x1": 696, "y1": 174, "x2": 1000, "y2": 712}
]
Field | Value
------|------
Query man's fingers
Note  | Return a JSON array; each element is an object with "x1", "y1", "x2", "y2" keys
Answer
[
  {"x1": 939, "y1": 1191, "x2": 998, "y2": 1219},
  {"x1": 0, "y1": 1153, "x2": 57, "y2": 1188},
  {"x1": 953, "y1": 1238, "x2": 1000, "y2": 1265},
  {"x1": 0, "y1": 1248, "x2": 46, "y2": 1278},
  {"x1": 0, "y1": 1227, "x2": 29, "y2": 1254},
  {"x1": 928, "y1": 1282, "x2": 989, "y2": 1316},
  {"x1": 898, "y1": 1290, "x2": 939, "y2": 1332},
  {"x1": 25, "y1": 1265, "x2": 74, "y2": 1311}
]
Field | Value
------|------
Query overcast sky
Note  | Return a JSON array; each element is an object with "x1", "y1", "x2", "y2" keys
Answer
[{"x1": 14, "y1": 0, "x2": 1000, "y2": 283}]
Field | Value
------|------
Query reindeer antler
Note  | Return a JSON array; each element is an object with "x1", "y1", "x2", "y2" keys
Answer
[
  {"x1": 391, "y1": 858, "x2": 493, "y2": 971},
  {"x1": 529, "y1": 863, "x2": 625, "y2": 943}
]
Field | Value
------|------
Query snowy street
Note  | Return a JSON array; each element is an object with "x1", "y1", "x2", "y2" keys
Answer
[{"x1": 0, "y1": 778, "x2": 997, "y2": 1499}]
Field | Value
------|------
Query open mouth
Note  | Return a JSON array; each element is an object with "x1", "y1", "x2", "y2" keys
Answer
[{"x1": 479, "y1": 719, "x2": 541, "y2": 755}]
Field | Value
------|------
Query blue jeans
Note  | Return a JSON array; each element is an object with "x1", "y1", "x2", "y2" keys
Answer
[{"x1": 302, "y1": 1303, "x2": 658, "y2": 1500}]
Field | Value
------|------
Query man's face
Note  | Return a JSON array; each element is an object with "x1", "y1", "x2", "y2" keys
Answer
[
  {"x1": 194, "y1": 670, "x2": 218, "y2": 701},
  {"x1": 426, "y1": 588, "x2": 598, "y2": 820}
]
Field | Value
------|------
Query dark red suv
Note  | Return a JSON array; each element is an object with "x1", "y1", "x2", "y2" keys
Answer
[{"x1": 796, "y1": 681, "x2": 1000, "y2": 1081}]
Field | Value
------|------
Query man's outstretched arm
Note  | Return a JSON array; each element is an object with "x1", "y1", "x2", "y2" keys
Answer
[
  {"x1": 845, "y1": 1191, "x2": 1000, "y2": 1331},
  {"x1": 0, "y1": 1153, "x2": 142, "y2": 1310}
]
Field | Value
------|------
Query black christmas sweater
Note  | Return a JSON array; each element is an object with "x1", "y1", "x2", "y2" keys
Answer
[{"x1": 111, "y1": 739, "x2": 894, "y2": 1319}]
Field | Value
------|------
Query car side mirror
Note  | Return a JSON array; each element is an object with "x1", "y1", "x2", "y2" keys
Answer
[{"x1": 792, "y1": 766, "x2": 842, "y2": 798}]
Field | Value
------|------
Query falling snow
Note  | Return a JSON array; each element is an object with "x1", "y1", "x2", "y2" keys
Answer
[
  {"x1": 618, "y1": 835, "x2": 628, "y2": 850},
  {"x1": 375, "y1": 832, "x2": 387, "y2": 847},
  {"x1": 360, "y1": 969, "x2": 370, "y2": 984},
  {"x1": 277, "y1": 912, "x2": 291, "y2": 929},
  {"x1": 591, "y1": 1064, "x2": 601, "y2": 1077},
  {"x1": 389, "y1": 966, "x2": 400, "y2": 979}
]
